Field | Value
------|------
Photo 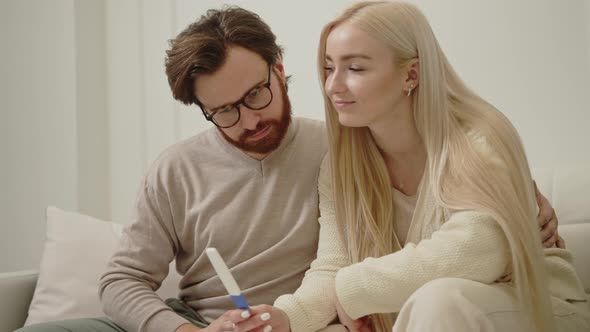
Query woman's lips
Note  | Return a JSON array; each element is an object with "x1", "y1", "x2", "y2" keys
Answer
[{"x1": 334, "y1": 101, "x2": 355, "y2": 108}]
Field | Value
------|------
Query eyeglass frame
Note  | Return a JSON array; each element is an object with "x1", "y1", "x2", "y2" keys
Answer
[{"x1": 195, "y1": 65, "x2": 273, "y2": 129}]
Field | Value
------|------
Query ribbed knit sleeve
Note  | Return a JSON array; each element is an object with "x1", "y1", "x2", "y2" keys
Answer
[
  {"x1": 335, "y1": 210, "x2": 510, "y2": 319},
  {"x1": 274, "y1": 156, "x2": 348, "y2": 332},
  {"x1": 99, "y1": 181, "x2": 188, "y2": 332}
]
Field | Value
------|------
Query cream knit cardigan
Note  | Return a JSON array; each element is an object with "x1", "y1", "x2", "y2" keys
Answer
[{"x1": 275, "y1": 152, "x2": 587, "y2": 332}]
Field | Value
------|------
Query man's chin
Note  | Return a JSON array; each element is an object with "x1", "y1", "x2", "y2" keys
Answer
[{"x1": 220, "y1": 125, "x2": 284, "y2": 155}]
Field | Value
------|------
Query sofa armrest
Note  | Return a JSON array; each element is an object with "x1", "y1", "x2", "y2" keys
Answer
[{"x1": 0, "y1": 270, "x2": 38, "y2": 331}]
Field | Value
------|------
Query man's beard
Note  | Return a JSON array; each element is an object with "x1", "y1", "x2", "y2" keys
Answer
[{"x1": 219, "y1": 82, "x2": 292, "y2": 155}]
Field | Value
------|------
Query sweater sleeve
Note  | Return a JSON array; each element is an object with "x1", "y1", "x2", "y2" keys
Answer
[
  {"x1": 274, "y1": 156, "x2": 348, "y2": 332},
  {"x1": 99, "y1": 181, "x2": 188, "y2": 332},
  {"x1": 335, "y1": 210, "x2": 510, "y2": 319}
]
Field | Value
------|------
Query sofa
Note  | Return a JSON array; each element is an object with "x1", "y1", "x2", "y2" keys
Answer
[{"x1": 1, "y1": 165, "x2": 589, "y2": 332}]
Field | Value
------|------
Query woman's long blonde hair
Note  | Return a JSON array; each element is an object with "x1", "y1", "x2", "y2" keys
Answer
[{"x1": 318, "y1": 1, "x2": 553, "y2": 331}]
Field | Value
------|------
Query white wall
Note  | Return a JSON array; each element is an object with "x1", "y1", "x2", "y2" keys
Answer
[
  {"x1": 107, "y1": 0, "x2": 590, "y2": 224},
  {"x1": 0, "y1": 0, "x2": 78, "y2": 272},
  {"x1": 0, "y1": 0, "x2": 108, "y2": 273},
  {"x1": 2, "y1": 0, "x2": 590, "y2": 272},
  {"x1": 420, "y1": 0, "x2": 590, "y2": 168},
  {"x1": 75, "y1": 0, "x2": 110, "y2": 222},
  {"x1": 587, "y1": 0, "x2": 590, "y2": 75}
]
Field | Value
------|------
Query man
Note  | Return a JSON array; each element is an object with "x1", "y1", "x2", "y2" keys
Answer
[
  {"x1": 98, "y1": 7, "x2": 326, "y2": 332},
  {"x1": 18, "y1": 6, "x2": 561, "y2": 332}
]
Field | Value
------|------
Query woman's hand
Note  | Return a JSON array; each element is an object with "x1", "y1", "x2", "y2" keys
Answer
[
  {"x1": 228, "y1": 304, "x2": 291, "y2": 332},
  {"x1": 336, "y1": 298, "x2": 372, "y2": 332},
  {"x1": 175, "y1": 311, "x2": 235, "y2": 332}
]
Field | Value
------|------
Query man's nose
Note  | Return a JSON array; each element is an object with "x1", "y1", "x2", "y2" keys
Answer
[{"x1": 239, "y1": 106, "x2": 262, "y2": 130}]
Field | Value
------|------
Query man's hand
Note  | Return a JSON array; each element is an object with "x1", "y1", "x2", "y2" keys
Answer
[
  {"x1": 175, "y1": 323, "x2": 202, "y2": 332},
  {"x1": 228, "y1": 304, "x2": 290, "y2": 332},
  {"x1": 534, "y1": 181, "x2": 565, "y2": 249},
  {"x1": 336, "y1": 298, "x2": 372, "y2": 332},
  {"x1": 175, "y1": 310, "x2": 235, "y2": 332}
]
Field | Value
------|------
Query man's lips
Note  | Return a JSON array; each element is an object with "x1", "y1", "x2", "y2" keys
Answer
[{"x1": 247, "y1": 125, "x2": 271, "y2": 140}]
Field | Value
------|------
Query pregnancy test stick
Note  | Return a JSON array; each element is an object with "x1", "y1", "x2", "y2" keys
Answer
[{"x1": 205, "y1": 248, "x2": 250, "y2": 311}]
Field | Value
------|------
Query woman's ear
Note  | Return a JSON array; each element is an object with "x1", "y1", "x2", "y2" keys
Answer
[{"x1": 405, "y1": 58, "x2": 420, "y2": 87}]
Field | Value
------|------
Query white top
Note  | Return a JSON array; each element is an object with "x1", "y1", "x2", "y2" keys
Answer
[{"x1": 392, "y1": 188, "x2": 418, "y2": 246}]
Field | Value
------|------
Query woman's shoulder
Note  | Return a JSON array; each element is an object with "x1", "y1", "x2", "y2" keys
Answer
[
  {"x1": 463, "y1": 128, "x2": 508, "y2": 171},
  {"x1": 318, "y1": 154, "x2": 332, "y2": 192}
]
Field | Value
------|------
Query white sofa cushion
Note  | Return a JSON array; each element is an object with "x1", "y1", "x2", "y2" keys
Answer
[
  {"x1": 556, "y1": 223, "x2": 590, "y2": 293},
  {"x1": 532, "y1": 165, "x2": 590, "y2": 293},
  {"x1": 532, "y1": 165, "x2": 590, "y2": 226},
  {"x1": 25, "y1": 206, "x2": 181, "y2": 325}
]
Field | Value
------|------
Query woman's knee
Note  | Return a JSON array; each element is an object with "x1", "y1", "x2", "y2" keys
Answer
[
  {"x1": 395, "y1": 278, "x2": 497, "y2": 332},
  {"x1": 402, "y1": 277, "x2": 499, "y2": 320},
  {"x1": 408, "y1": 278, "x2": 469, "y2": 305}
]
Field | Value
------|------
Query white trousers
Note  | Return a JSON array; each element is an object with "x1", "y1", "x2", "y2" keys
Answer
[{"x1": 393, "y1": 278, "x2": 590, "y2": 332}]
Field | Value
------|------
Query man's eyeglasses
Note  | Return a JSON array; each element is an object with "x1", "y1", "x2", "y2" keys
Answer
[{"x1": 198, "y1": 65, "x2": 273, "y2": 129}]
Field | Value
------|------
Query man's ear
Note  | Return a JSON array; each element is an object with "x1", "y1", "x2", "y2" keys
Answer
[{"x1": 274, "y1": 62, "x2": 286, "y2": 82}]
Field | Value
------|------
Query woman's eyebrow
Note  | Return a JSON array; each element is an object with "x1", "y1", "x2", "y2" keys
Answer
[{"x1": 325, "y1": 53, "x2": 372, "y2": 62}]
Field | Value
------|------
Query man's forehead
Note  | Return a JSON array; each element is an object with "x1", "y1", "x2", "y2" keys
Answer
[{"x1": 194, "y1": 48, "x2": 268, "y2": 109}]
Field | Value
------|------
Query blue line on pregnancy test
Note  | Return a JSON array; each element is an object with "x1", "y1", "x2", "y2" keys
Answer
[
  {"x1": 206, "y1": 248, "x2": 251, "y2": 312},
  {"x1": 230, "y1": 294, "x2": 250, "y2": 310}
]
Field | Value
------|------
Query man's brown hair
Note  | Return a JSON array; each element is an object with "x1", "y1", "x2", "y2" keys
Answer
[{"x1": 165, "y1": 6, "x2": 284, "y2": 105}]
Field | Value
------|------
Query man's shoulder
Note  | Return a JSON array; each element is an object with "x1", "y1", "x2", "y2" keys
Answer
[
  {"x1": 143, "y1": 128, "x2": 218, "y2": 183},
  {"x1": 293, "y1": 117, "x2": 327, "y2": 147},
  {"x1": 154, "y1": 128, "x2": 212, "y2": 162},
  {"x1": 286, "y1": 117, "x2": 328, "y2": 169},
  {"x1": 294, "y1": 117, "x2": 326, "y2": 132}
]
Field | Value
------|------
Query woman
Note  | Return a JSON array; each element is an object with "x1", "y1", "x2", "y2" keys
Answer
[{"x1": 231, "y1": 1, "x2": 589, "y2": 331}]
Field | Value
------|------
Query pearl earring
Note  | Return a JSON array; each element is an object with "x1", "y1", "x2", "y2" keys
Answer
[{"x1": 406, "y1": 84, "x2": 414, "y2": 97}]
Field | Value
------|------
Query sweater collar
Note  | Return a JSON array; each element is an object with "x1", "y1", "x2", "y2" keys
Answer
[{"x1": 211, "y1": 117, "x2": 300, "y2": 170}]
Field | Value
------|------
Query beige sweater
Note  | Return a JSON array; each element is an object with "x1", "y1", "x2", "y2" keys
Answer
[
  {"x1": 99, "y1": 118, "x2": 327, "y2": 332},
  {"x1": 275, "y1": 153, "x2": 588, "y2": 332}
]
